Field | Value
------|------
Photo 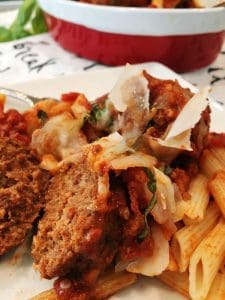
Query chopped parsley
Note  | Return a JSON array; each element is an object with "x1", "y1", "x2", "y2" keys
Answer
[{"x1": 137, "y1": 168, "x2": 157, "y2": 243}]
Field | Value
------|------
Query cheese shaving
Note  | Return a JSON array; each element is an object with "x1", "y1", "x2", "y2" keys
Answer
[
  {"x1": 151, "y1": 87, "x2": 209, "y2": 151},
  {"x1": 157, "y1": 129, "x2": 192, "y2": 151},
  {"x1": 165, "y1": 87, "x2": 209, "y2": 140},
  {"x1": 126, "y1": 225, "x2": 169, "y2": 276},
  {"x1": 108, "y1": 64, "x2": 149, "y2": 113}
]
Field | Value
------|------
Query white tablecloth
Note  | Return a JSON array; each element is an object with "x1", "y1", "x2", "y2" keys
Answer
[{"x1": 0, "y1": 10, "x2": 225, "y2": 101}]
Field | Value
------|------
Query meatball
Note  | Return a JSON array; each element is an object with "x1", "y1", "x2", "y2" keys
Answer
[
  {"x1": 0, "y1": 137, "x2": 49, "y2": 256},
  {"x1": 32, "y1": 151, "x2": 123, "y2": 280}
]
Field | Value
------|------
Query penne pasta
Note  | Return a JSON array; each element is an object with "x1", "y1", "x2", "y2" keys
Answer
[
  {"x1": 31, "y1": 289, "x2": 57, "y2": 300},
  {"x1": 208, "y1": 147, "x2": 225, "y2": 169},
  {"x1": 209, "y1": 171, "x2": 225, "y2": 219},
  {"x1": 200, "y1": 149, "x2": 224, "y2": 178},
  {"x1": 166, "y1": 249, "x2": 179, "y2": 272},
  {"x1": 206, "y1": 273, "x2": 225, "y2": 300},
  {"x1": 31, "y1": 271, "x2": 137, "y2": 300},
  {"x1": 183, "y1": 174, "x2": 209, "y2": 224},
  {"x1": 93, "y1": 270, "x2": 137, "y2": 299},
  {"x1": 189, "y1": 218, "x2": 225, "y2": 300},
  {"x1": 172, "y1": 199, "x2": 187, "y2": 223},
  {"x1": 171, "y1": 203, "x2": 220, "y2": 272},
  {"x1": 158, "y1": 271, "x2": 189, "y2": 298}
]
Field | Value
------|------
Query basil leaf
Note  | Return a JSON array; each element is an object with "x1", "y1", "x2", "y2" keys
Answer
[
  {"x1": 31, "y1": 6, "x2": 48, "y2": 34},
  {"x1": 10, "y1": 0, "x2": 36, "y2": 30},
  {"x1": 0, "y1": 0, "x2": 48, "y2": 43},
  {"x1": 0, "y1": 27, "x2": 12, "y2": 42},
  {"x1": 10, "y1": 27, "x2": 31, "y2": 40},
  {"x1": 137, "y1": 168, "x2": 157, "y2": 243}
]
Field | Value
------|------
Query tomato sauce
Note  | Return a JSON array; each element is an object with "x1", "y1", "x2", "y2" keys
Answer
[
  {"x1": 208, "y1": 133, "x2": 225, "y2": 148},
  {"x1": 0, "y1": 102, "x2": 30, "y2": 145},
  {"x1": 54, "y1": 277, "x2": 90, "y2": 300}
]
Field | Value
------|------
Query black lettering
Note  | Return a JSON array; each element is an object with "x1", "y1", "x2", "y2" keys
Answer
[
  {"x1": 21, "y1": 53, "x2": 39, "y2": 69},
  {"x1": 15, "y1": 47, "x2": 32, "y2": 58},
  {"x1": 0, "y1": 66, "x2": 10, "y2": 73},
  {"x1": 211, "y1": 74, "x2": 225, "y2": 85},
  {"x1": 208, "y1": 67, "x2": 224, "y2": 73},
  {"x1": 29, "y1": 58, "x2": 56, "y2": 73}
]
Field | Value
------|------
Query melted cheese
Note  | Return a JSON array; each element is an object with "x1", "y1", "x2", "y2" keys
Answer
[
  {"x1": 87, "y1": 132, "x2": 156, "y2": 172},
  {"x1": 31, "y1": 112, "x2": 87, "y2": 161}
]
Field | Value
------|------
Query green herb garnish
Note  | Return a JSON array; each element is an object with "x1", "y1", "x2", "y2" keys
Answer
[
  {"x1": 163, "y1": 165, "x2": 173, "y2": 176},
  {"x1": 37, "y1": 109, "x2": 48, "y2": 125},
  {"x1": 89, "y1": 104, "x2": 104, "y2": 124},
  {"x1": 137, "y1": 168, "x2": 157, "y2": 243},
  {"x1": 0, "y1": 0, "x2": 48, "y2": 42},
  {"x1": 89, "y1": 102, "x2": 113, "y2": 129}
]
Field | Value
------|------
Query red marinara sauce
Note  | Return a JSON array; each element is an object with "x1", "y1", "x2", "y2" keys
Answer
[
  {"x1": 0, "y1": 96, "x2": 30, "y2": 145},
  {"x1": 208, "y1": 133, "x2": 225, "y2": 148},
  {"x1": 54, "y1": 277, "x2": 90, "y2": 300}
]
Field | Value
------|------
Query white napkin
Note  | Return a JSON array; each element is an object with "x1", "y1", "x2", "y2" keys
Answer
[{"x1": 0, "y1": 33, "x2": 106, "y2": 85}]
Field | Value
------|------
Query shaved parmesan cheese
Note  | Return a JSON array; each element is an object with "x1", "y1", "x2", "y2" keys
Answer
[
  {"x1": 110, "y1": 152, "x2": 157, "y2": 170},
  {"x1": 126, "y1": 225, "x2": 169, "y2": 276},
  {"x1": 166, "y1": 87, "x2": 209, "y2": 140},
  {"x1": 158, "y1": 129, "x2": 192, "y2": 151},
  {"x1": 88, "y1": 132, "x2": 156, "y2": 172},
  {"x1": 153, "y1": 167, "x2": 175, "y2": 214},
  {"x1": 148, "y1": 87, "x2": 209, "y2": 152},
  {"x1": 87, "y1": 132, "x2": 134, "y2": 170},
  {"x1": 108, "y1": 64, "x2": 149, "y2": 113},
  {"x1": 146, "y1": 135, "x2": 181, "y2": 163}
]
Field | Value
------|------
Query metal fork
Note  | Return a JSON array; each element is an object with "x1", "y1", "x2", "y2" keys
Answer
[
  {"x1": 0, "y1": 87, "x2": 44, "y2": 107},
  {"x1": 214, "y1": 1, "x2": 225, "y2": 7}
]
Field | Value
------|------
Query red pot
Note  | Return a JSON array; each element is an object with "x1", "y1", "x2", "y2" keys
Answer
[{"x1": 38, "y1": 0, "x2": 225, "y2": 73}]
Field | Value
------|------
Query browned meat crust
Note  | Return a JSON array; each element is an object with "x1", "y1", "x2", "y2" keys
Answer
[
  {"x1": 32, "y1": 151, "x2": 123, "y2": 279},
  {"x1": 0, "y1": 137, "x2": 49, "y2": 256}
]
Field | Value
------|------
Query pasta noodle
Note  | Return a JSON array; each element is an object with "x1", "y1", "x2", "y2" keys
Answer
[
  {"x1": 206, "y1": 273, "x2": 225, "y2": 300},
  {"x1": 183, "y1": 174, "x2": 209, "y2": 224},
  {"x1": 189, "y1": 218, "x2": 225, "y2": 300},
  {"x1": 171, "y1": 203, "x2": 220, "y2": 272},
  {"x1": 209, "y1": 171, "x2": 225, "y2": 219},
  {"x1": 31, "y1": 271, "x2": 137, "y2": 300},
  {"x1": 200, "y1": 149, "x2": 224, "y2": 178},
  {"x1": 158, "y1": 271, "x2": 189, "y2": 298},
  {"x1": 208, "y1": 147, "x2": 225, "y2": 169}
]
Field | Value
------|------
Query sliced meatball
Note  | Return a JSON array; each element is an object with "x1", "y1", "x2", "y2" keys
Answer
[
  {"x1": 0, "y1": 137, "x2": 49, "y2": 256},
  {"x1": 32, "y1": 151, "x2": 123, "y2": 279}
]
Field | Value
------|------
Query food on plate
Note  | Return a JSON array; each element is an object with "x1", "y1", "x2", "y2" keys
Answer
[
  {"x1": 78, "y1": 0, "x2": 224, "y2": 8},
  {"x1": 0, "y1": 137, "x2": 49, "y2": 256},
  {"x1": 1, "y1": 64, "x2": 225, "y2": 300}
]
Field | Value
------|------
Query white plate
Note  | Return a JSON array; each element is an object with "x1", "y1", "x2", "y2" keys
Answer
[{"x1": 1, "y1": 62, "x2": 225, "y2": 300}]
